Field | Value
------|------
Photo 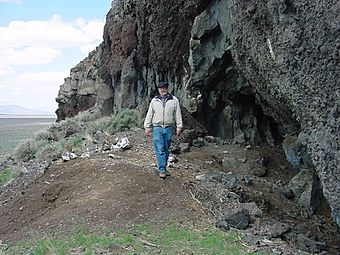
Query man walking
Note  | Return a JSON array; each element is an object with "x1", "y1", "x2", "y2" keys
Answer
[{"x1": 144, "y1": 81, "x2": 183, "y2": 179}]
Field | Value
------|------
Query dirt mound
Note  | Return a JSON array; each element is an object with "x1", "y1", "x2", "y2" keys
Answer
[
  {"x1": 0, "y1": 132, "x2": 199, "y2": 242},
  {"x1": 0, "y1": 131, "x2": 339, "y2": 253}
]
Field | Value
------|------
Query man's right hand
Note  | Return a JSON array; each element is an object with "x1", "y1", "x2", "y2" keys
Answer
[{"x1": 145, "y1": 129, "x2": 152, "y2": 137}]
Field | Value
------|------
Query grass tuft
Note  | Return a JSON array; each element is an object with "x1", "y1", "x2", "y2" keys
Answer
[
  {"x1": 0, "y1": 167, "x2": 14, "y2": 184},
  {"x1": 3, "y1": 224, "x2": 270, "y2": 255}
]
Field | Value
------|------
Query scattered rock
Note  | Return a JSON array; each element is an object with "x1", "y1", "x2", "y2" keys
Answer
[
  {"x1": 62, "y1": 151, "x2": 77, "y2": 161},
  {"x1": 168, "y1": 155, "x2": 178, "y2": 163},
  {"x1": 220, "y1": 209, "x2": 250, "y2": 230},
  {"x1": 278, "y1": 186, "x2": 295, "y2": 199},
  {"x1": 233, "y1": 132, "x2": 246, "y2": 145},
  {"x1": 179, "y1": 143, "x2": 190, "y2": 153},
  {"x1": 192, "y1": 137, "x2": 205, "y2": 148},
  {"x1": 80, "y1": 151, "x2": 91, "y2": 159},
  {"x1": 62, "y1": 152, "x2": 70, "y2": 161},
  {"x1": 108, "y1": 154, "x2": 122, "y2": 160},
  {"x1": 289, "y1": 169, "x2": 322, "y2": 214},
  {"x1": 243, "y1": 175, "x2": 253, "y2": 185},
  {"x1": 297, "y1": 234, "x2": 327, "y2": 253},
  {"x1": 204, "y1": 136, "x2": 217, "y2": 143},
  {"x1": 222, "y1": 156, "x2": 241, "y2": 169},
  {"x1": 223, "y1": 203, "x2": 263, "y2": 219},
  {"x1": 70, "y1": 153, "x2": 77, "y2": 160},
  {"x1": 195, "y1": 174, "x2": 206, "y2": 181},
  {"x1": 102, "y1": 144, "x2": 111, "y2": 151},
  {"x1": 224, "y1": 172, "x2": 239, "y2": 190},
  {"x1": 240, "y1": 158, "x2": 247, "y2": 163},
  {"x1": 111, "y1": 137, "x2": 131, "y2": 151},
  {"x1": 167, "y1": 155, "x2": 178, "y2": 168},
  {"x1": 260, "y1": 222, "x2": 291, "y2": 238},
  {"x1": 217, "y1": 220, "x2": 230, "y2": 232},
  {"x1": 245, "y1": 145, "x2": 252, "y2": 150}
]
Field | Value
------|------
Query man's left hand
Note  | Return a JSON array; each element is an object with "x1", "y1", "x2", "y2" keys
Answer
[{"x1": 176, "y1": 128, "x2": 182, "y2": 136}]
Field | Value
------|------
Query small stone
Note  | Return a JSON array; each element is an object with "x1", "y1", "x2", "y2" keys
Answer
[
  {"x1": 217, "y1": 220, "x2": 230, "y2": 232},
  {"x1": 245, "y1": 145, "x2": 252, "y2": 150},
  {"x1": 204, "y1": 136, "x2": 217, "y2": 143},
  {"x1": 80, "y1": 152, "x2": 90, "y2": 159},
  {"x1": 108, "y1": 154, "x2": 122, "y2": 159},
  {"x1": 168, "y1": 155, "x2": 178, "y2": 163},
  {"x1": 192, "y1": 137, "x2": 204, "y2": 148},
  {"x1": 195, "y1": 174, "x2": 206, "y2": 181},
  {"x1": 179, "y1": 143, "x2": 190, "y2": 153},
  {"x1": 261, "y1": 222, "x2": 291, "y2": 238},
  {"x1": 222, "y1": 209, "x2": 250, "y2": 230},
  {"x1": 224, "y1": 173, "x2": 239, "y2": 190},
  {"x1": 102, "y1": 144, "x2": 111, "y2": 151},
  {"x1": 69, "y1": 153, "x2": 77, "y2": 159},
  {"x1": 297, "y1": 234, "x2": 327, "y2": 253},
  {"x1": 243, "y1": 175, "x2": 253, "y2": 185},
  {"x1": 240, "y1": 158, "x2": 247, "y2": 163}
]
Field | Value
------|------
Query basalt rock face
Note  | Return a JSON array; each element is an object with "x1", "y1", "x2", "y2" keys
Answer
[
  {"x1": 56, "y1": 46, "x2": 113, "y2": 119},
  {"x1": 227, "y1": 0, "x2": 340, "y2": 226},
  {"x1": 56, "y1": 0, "x2": 340, "y2": 226}
]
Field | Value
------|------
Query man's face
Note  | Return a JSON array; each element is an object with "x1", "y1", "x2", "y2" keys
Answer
[{"x1": 158, "y1": 86, "x2": 168, "y2": 96}]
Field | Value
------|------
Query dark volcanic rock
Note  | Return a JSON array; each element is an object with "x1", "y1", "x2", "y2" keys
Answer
[
  {"x1": 55, "y1": 0, "x2": 340, "y2": 227},
  {"x1": 228, "y1": 0, "x2": 340, "y2": 226},
  {"x1": 220, "y1": 209, "x2": 251, "y2": 230}
]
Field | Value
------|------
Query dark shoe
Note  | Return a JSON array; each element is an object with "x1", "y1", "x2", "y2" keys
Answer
[{"x1": 159, "y1": 172, "x2": 166, "y2": 179}]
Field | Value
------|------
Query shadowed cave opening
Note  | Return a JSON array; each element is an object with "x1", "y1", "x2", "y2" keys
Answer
[{"x1": 202, "y1": 92, "x2": 285, "y2": 146}]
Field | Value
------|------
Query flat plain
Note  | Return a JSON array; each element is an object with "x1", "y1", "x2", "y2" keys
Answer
[{"x1": 0, "y1": 117, "x2": 55, "y2": 158}]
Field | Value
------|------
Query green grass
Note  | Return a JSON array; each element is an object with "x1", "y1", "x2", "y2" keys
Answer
[
  {"x1": 1, "y1": 224, "x2": 269, "y2": 255},
  {"x1": 0, "y1": 167, "x2": 16, "y2": 184}
]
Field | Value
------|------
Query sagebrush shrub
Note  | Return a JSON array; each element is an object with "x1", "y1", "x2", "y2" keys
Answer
[
  {"x1": 76, "y1": 109, "x2": 101, "y2": 122},
  {"x1": 36, "y1": 142, "x2": 64, "y2": 161},
  {"x1": 108, "y1": 109, "x2": 142, "y2": 133},
  {"x1": 85, "y1": 117, "x2": 113, "y2": 136},
  {"x1": 34, "y1": 129, "x2": 55, "y2": 141},
  {"x1": 13, "y1": 140, "x2": 36, "y2": 161},
  {"x1": 48, "y1": 118, "x2": 83, "y2": 139}
]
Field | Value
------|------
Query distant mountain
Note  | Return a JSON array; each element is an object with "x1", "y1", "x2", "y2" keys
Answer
[{"x1": 0, "y1": 105, "x2": 54, "y2": 116}]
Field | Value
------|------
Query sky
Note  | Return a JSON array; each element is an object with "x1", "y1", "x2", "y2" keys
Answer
[{"x1": 0, "y1": 0, "x2": 112, "y2": 113}]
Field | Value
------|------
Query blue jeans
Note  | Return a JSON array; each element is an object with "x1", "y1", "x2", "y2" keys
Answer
[{"x1": 152, "y1": 126, "x2": 174, "y2": 173}]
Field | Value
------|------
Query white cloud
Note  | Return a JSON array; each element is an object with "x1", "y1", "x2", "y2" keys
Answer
[
  {"x1": 0, "y1": 46, "x2": 59, "y2": 67},
  {"x1": 0, "y1": 66, "x2": 15, "y2": 76},
  {"x1": 0, "y1": 71, "x2": 68, "y2": 112},
  {"x1": 0, "y1": 15, "x2": 104, "y2": 69},
  {"x1": 0, "y1": 15, "x2": 105, "y2": 111},
  {"x1": 0, "y1": 15, "x2": 104, "y2": 49}
]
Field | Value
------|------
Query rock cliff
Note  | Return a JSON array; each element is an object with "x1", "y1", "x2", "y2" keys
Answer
[{"x1": 56, "y1": 0, "x2": 340, "y2": 226}]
